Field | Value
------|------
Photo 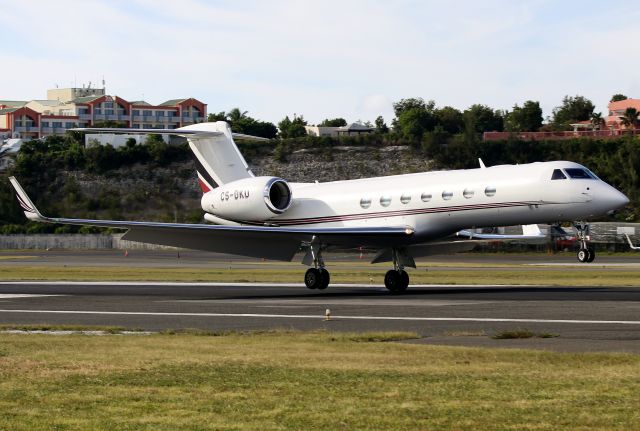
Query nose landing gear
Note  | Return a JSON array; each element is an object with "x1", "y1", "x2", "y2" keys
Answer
[{"x1": 574, "y1": 222, "x2": 595, "y2": 263}]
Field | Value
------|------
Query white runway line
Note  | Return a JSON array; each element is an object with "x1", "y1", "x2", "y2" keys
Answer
[
  {"x1": 0, "y1": 294, "x2": 63, "y2": 299},
  {"x1": 0, "y1": 281, "x2": 544, "y2": 288},
  {"x1": 1, "y1": 309, "x2": 640, "y2": 325}
]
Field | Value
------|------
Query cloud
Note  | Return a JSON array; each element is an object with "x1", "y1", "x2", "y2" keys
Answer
[{"x1": 0, "y1": 0, "x2": 638, "y2": 123}]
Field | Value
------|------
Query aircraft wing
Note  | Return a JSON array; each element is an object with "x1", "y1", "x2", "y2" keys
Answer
[
  {"x1": 456, "y1": 224, "x2": 545, "y2": 240},
  {"x1": 9, "y1": 177, "x2": 413, "y2": 261}
]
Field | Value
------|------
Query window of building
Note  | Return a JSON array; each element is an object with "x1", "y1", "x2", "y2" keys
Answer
[
  {"x1": 65, "y1": 122, "x2": 75, "y2": 128},
  {"x1": 41, "y1": 121, "x2": 49, "y2": 127},
  {"x1": 421, "y1": 192, "x2": 432, "y2": 202},
  {"x1": 106, "y1": 109, "x2": 114, "y2": 115},
  {"x1": 400, "y1": 194, "x2": 411, "y2": 204},
  {"x1": 551, "y1": 169, "x2": 567, "y2": 180},
  {"x1": 52, "y1": 122, "x2": 62, "y2": 128},
  {"x1": 94, "y1": 109, "x2": 102, "y2": 115},
  {"x1": 143, "y1": 110, "x2": 152, "y2": 116},
  {"x1": 380, "y1": 196, "x2": 392, "y2": 207},
  {"x1": 485, "y1": 186, "x2": 496, "y2": 197},
  {"x1": 133, "y1": 110, "x2": 140, "y2": 116},
  {"x1": 104, "y1": 102, "x2": 114, "y2": 109},
  {"x1": 156, "y1": 111, "x2": 164, "y2": 117},
  {"x1": 463, "y1": 189, "x2": 474, "y2": 199},
  {"x1": 565, "y1": 168, "x2": 593, "y2": 179},
  {"x1": 360, "y1": 198, "x2": 371, "y2": 209},
  {"x1": 442, "y1": 191, "x2": 453, "y2": 200}
]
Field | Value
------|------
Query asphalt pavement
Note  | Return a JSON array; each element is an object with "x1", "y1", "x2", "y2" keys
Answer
[{"x1": 2, "y1": 280, "x2": 640, "y2": 353}]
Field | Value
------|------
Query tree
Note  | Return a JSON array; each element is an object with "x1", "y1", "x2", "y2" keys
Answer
[
  {"x1": 591, "y1": 112, "x2": 604, "y2": 130},
  {"x1": 463, "y1": 104, "x2": 504, "y2": 134},
  {"x1": 392, "y1": 98, "x2": 437, "y2": 139},
  {"x1": 435, "y1": 106, "x2": 464, "y2": 134},
  {"x1": 620, "y1": 107, "x2": 639, "y2": 129},
  {"x1": 374, "y1": 116, "x2": 389, "y2": 133},
  {"x1": 396, "y1": 108, "x2": 434, "y2": 140},
  {"x1": 392, "y1": 97, "x2": 435, "y2": 117},
  {"x1": 319, "y1": 118, "x2": 347, "y2": 127},
  {"x1": 611, "y1": 94, "x2": 628, "y2": 102},
  {"x1": 278, "y1": 114, "x2": 307, "y2": 139},
  {"x1": 551, "y1": 95, "x2": 595, "y2": 129},
  {"x1": 207, "y1": 111, "x2": 228, "y2": 122},
  {"x1": 206, "y1": 108, "x2": 277, "y2": 139},
  {"x1": 505, "y1": 101, "x2": 543, "y2": 132}
]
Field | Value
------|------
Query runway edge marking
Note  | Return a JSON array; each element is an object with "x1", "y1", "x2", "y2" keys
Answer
[{"x1": 1, "y1": 309, "x2": 640, "y2": 326}]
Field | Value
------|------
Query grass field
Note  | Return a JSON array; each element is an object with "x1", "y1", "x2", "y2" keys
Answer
[
  {"x1": 1, "y1": 264, "x2": 640, "y2": 286},
  {"x1": 0, "y1": 330, "x2": 639, "y2": 430}
]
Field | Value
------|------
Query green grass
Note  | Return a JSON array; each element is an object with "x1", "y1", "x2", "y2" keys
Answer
[
  {"x1": 1, "y1": 264, "x2": 640, "y2": 286},
  {"x1": 0, "y1": 331, "x2": 639, "y2": 430}
]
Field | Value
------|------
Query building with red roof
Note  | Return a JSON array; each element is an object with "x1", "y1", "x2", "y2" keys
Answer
[{"x1": 0, "y1": 86, "x2": 207, "y2": 140}]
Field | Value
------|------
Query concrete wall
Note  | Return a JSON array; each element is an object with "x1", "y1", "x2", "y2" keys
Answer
[{"x1": 0, "y1": 234, "x2": 178, "y2": 250}]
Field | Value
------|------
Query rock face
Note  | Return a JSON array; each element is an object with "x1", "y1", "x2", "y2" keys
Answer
[
  {"x1": 59, "y1": 145, "x2": 432, "y2": 221},
  {"x1": 249, "y1": 146, "x2": 432, "y2": 183}
]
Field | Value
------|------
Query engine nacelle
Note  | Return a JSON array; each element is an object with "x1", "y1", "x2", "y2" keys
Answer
[{"x1": 201, "y1": 176, "x2": 293, "y2": 221}]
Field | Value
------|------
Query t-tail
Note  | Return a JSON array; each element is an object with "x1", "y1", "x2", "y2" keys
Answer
[{"x1": 72, "y1": 121, "x2": 268, "y2": 194}]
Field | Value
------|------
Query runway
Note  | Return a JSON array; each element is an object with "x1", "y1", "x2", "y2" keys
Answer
[{"x1": 2, "y1": 281, "x2": 640, "y2": 353}]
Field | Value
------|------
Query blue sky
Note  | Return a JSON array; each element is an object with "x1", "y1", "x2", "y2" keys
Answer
[{"x1": 1, "y1": 0, "x2": 638, "y2": 124}]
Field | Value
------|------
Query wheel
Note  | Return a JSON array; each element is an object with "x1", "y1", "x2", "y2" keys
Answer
[
  {"x1": 304, "y1": 268, "x2": 321, "y2": 289},
  {"x1": 318, "y1": 268, "x2": 330, "y2": 290},
  {"x1": 384, "y1": 270, "x2": 408, "y2": 293},
  {"x1": 399, "y1": 270, "x2": 409, "y2": 292},
  {"x1": 586, "y1": 247, "x2": 596, "y2": 263},
  {"x1": 577, "y1": 248, "x2": 588, "y2": 263}
]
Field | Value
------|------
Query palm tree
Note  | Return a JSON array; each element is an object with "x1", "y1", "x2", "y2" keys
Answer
[
  {"x1": 590, "y1": 112, "x2": 604, "y2": 130},
  {"x1": 620, "y1": 107, "x2": 639, "y2": 130},
  {"x1": 227, "y1": 108, "x2": 248, "y2": 123}
]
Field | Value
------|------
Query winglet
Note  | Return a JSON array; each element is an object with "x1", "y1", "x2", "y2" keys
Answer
[
  {"x1": 8, "y1": 177, "x2": 47, "y2": 221},
  {"x1": 479, "y1": 158, "x2": 486, "y2": 169},
  {"x1": 625, "y1": 234, "x2": 640, "y2": 250}
]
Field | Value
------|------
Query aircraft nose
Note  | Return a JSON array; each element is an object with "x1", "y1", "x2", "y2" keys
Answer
[{"x1": 605, "y1": 186, "x2": 629, "y2": 210}]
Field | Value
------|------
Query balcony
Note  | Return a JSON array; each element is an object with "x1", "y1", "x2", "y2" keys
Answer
[{"x1": 79, "y1": 114, "x2": 92, "y2": 120}]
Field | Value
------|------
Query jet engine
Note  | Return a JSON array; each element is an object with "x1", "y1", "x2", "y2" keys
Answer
[{"x1": 201, "y1": 176, "x2": 293, "y2": 222}]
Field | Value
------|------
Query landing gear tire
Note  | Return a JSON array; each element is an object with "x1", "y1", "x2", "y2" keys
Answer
[
  {"x1": 577, "y1": 247, "x2": 596, "y2": 263},
  {"x1": 318, "y1": 268, "x2": 330, "y2": 290},
  {"x1": 305, "y1": 268, "x2": 321, "y2": 289},
  {"x1": 305, "y1": 267, "x2": 330, "y2": 290},
  {"x1": 586, "y1": 246, "x2": 596, "y2": 263},
  {"x1": 384, "y1": 269, "x2": 409, "y2": 293}
]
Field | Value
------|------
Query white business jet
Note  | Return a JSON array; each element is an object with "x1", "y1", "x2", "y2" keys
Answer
[{"x1": 9, "y1": 121, "x2": 629, "y2": 292}]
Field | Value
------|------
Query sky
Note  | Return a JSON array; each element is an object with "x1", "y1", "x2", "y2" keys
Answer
[{"x1": 1, "y1": 0, "x2": 639, "y2": 125}]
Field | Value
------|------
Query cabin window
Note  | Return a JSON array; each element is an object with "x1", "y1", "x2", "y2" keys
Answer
[
  {"x1": 485, "y1": 186, "x2": 496, "y2": 197},
  {"x1": 360, "y1": 198, "x2": 371, "y2": 209},
  {"x1": 421, "y1": 192, "x2": 432, "y2": 202},
  {"x1": 400, "y1": 194, "x2": 411, "y2": 204},
  {"x1": 565, "y1": 168, "x2": 593, "y2": 179},
  {"x1": 551, "y1": 169, "x2": 567, "y2": 180},
  {"x1": 442, "y1": 191, "x2": 453, "y2": 200},
  {"x1": 463, "y1": 189, "x2": 474, "y2": 199},
  {"x1": 380, "y1": 196, "x2": 392, "y2": 207}
]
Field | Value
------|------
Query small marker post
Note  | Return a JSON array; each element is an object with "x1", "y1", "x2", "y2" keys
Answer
[{"x1": 325, "y1": 309, "x2": 331, "y2": 321}]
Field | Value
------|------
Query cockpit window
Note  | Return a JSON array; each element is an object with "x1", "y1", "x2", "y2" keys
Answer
[
  {"x1": 565, "y1": 168, "x2": 593, "y2": 179},
  {"x1": 551, "y1": 169, "x2": 567, "y2": 180}
]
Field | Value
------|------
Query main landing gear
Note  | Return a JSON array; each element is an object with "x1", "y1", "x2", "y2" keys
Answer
[
  {"x1": 574, "y1": 222, "x2": 595, "y2": 263},
  {"x1": 384, "y1": 248, "x2": 411, "y2": 293},
  {"x1": 303, "y1": 240, "x2": 330, "y2": 290}
]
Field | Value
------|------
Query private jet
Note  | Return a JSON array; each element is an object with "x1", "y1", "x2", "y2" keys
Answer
[{"x1": 9, "y1": 121, "x2": 629, "y2": 292}]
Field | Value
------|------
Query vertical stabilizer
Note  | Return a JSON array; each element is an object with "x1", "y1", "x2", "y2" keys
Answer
[{"x1": 180, "y1": 122, "x2": 254, "y2": 192}]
